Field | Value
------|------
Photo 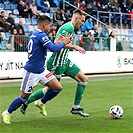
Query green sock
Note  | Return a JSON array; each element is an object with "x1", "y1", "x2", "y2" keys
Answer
[
  {"x1": 74, "y1": 83, "x2": 86, "y2": 105},
  {"x1": 28, "y1": 88, "x2": 46, "y2": 104}
]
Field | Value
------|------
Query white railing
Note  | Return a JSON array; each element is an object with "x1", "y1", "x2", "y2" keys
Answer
[{"x1": 0, "y1": 35, "x2": 133, "y2": 52}]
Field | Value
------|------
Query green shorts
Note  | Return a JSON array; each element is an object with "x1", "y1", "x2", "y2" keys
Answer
[{"x1": 47, "y1": 58, "x2": 80, "y2": 80}]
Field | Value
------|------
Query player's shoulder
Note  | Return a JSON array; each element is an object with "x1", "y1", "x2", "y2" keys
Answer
[
  {"x1": 31, "y1": 30, "x2": 49, "y2": 41},
  {"x1": 62, "y1": 22, "x2": 73, "y2": 27},
  {"x1": 33, "y1": 29, "x2": 47, "y2": 37},
  {"x1": 61, "y1": 22, "x2": 74, "y2": 31}
]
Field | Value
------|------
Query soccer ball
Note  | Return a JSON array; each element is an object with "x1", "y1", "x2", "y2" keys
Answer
[{"x1": 109, "y1": 105, "x2": 124, "y2": 119}]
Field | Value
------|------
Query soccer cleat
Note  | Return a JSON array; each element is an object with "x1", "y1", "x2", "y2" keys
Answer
[
  {"x1": 2, "y1": 111, "x2": 11, "y2": 124},
  {"x1": 20, "y1": 103, "x2": 28, "y2": 115},
  {"x1": 71, "y1": 108, "x2": 89, "y2": 117},
  {"x1": 34, "y1": 100, "x2": 47, "y2": 116}
]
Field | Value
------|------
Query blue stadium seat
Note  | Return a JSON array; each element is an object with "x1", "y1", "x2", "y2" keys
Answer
[
  {"x1": 20, "y1": 18, "x2": 26, "y2": 24},
  {"x1": 31, "y1": 18, "x2": 37, "y2": 25},
  {"x1": 17, "y1": 15, "x2": 23, "y2": 18},
  {"x1": 14, "y1": 17, "x2": 20, "y2": 25},
  {"x1": 23, "y1": 25, "x2": 30, "y2": 33},
  {"x1": 129, "y1": 37, "x2": 133, "y2": 43},
  {"x1": 122, "y1": 15, "x2": 128, "y2": 25},
  {"x1": 28, "y1": 25, "x2": 35, "y2": 32},
  {"x1": 112, "y1": 14, "x2": 117, "y2": 24},
  {"x1": 102, "y1": 17, "x2": 107, "y2": 23},
  {"x1": 4, "y1": 4, "x2": 11, "y2": 10},
  {"x1": 128, "y1": 29, "x2": 133, "y2": 44},
  {"x1": 0, "y1": 3, "x2": 4, "y2": 9},
  {"x1": 10, "y1": 3, "x2": 17, "y2": 10},
  {"x1": 131, "y1": 30, "x2": 133, "y2": 35},
  {"x1": 128, "y1": 29, "x2": 132, "y2": 34},
  {"x1": 26, "y1": 18, "x2": 32, "y2": 25}
]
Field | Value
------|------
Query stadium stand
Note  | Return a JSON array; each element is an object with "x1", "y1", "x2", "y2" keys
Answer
[
  {"x1": 14, "y1": 17, "x2": 20, "y2": 25},
  {"x1": 5, "y1": 32, "x2": 11, "y2": 38},
  {"x1": 23, "y1": 25, "x2": 30, "y2": 33},
  {"x1": 20, "y1": 18, "x2": 26, "y2": 25},
  {"x1": 28, "y1": 25, "x2": 35, "y2": 33},
  {"x1": 12, "y1": 9, "x2": 19, "y2": 16},
  {"x1": 31, "y1": 18, "x2": 37, "y2": 25},
  {"x1": 0, "y1": 40, "x2": 9, "y2": 50},
  {"x1": 0, "y1": 0, "x2": 133, "y2": 51},
  {"x1": 25, "y1": 18, "x2": 32, "y2": 25}
]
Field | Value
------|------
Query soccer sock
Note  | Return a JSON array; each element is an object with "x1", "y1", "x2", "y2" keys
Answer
[
  {"x1": 27, "y1": 88, "x2": 46, "y2": 104},
  {"x1": 8, "y1": 96, "x2": 27, "y2": 114},
  {"x1": 73, "y1": 82, "x2": 87, "y2": 108},
  {"x1": 40, "y1": 88, "x2": 62, "y2": 104}
]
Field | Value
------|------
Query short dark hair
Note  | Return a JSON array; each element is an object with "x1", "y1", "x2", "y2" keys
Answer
[
  {"x1": 9, "y1": 13, "x2": 12, "y2": 15},
  {"x1": 73, "y1": 9, "x2": 86, "y2": 16},
  {"x1": 1, "y1": 11, "x2": 5, "y2": 14},
  {"x1": 37, "y1": 15, "x2": 51, "y2": 25}
]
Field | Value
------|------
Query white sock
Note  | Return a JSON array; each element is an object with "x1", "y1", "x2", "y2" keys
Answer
[
  {"x1": 6, "y1": 110, "x2": 11, "y2": 115},
  {"x1": 38, "y1": 99, "x2": 44, "y2": 106},
  {"x1": 73, "y1": 105, "x2": 80, "y2": 109},
  {"x1": 42, "y1": 87, "x2": 47, "y2": 94}
]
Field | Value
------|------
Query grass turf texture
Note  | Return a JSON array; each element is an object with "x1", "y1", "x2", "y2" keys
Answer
[{"x1": 0, "y1": 75, "x2": 132, "y2": 133}]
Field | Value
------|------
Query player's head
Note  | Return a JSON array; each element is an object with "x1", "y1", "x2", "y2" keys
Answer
[
  {"x1": 71, "y1": 9, "x2": 86, "y2": 30},
  {"x1": 37, "y1": 15, "x2": 51, "y2": 34}
]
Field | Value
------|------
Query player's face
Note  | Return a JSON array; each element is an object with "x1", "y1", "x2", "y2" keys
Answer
[{"x1": 75, "y1": 15, "x2": 85, "y2": 30}]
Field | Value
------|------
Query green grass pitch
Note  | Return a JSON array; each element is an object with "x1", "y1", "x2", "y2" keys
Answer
[{"x1": 0, "y1": 74, "x2": 132, "y2": 133}]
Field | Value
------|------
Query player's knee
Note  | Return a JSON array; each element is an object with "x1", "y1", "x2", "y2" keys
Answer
[
  {"x1": 19, "y1": 96, "x2": 28, "y2": 103},
  {"x1": 21, "y1": 92, "x2": 30, "y2": 99},
  {"x1": 57, "y1": 83, "x2": 62, "y2": 89},
  {"x1": 81, "y1": 76, "x2": 88, "y2": 82},
  {"x1": 84, "y1": 76, "x2": 88, "y2": 82}
]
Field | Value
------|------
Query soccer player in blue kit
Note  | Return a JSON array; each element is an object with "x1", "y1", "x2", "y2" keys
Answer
[{"x1": 2, "y1": 15, "x2": 71, "y2": 124}]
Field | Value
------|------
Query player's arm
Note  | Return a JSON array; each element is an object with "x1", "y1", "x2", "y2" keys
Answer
[
  {"x1": 45, "y1": 35, "x2": 71, "y2": 52},
  {"x1": 37, "y1": 33, "x2": 70, "y2": 52},
  {"x1": 46, "y1": 41, "x2": 65, "y2": 52},
  {"x1": 65, "y1": 43, "x2": 86, "y2": 54}
]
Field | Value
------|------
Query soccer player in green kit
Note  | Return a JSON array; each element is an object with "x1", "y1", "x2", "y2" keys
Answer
[{"x1": 21, "y1": 9, "x2": 89, "y2": 117}]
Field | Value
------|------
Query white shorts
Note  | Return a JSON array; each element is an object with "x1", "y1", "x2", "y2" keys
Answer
[{"x1": 20, "y1": 69, "x2": 55, "y2": 94}]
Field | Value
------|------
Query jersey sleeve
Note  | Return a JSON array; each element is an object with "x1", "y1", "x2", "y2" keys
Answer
[
  {"x1": 36, "y1": 32, "x2": 51, "y2": 46},
  {"x1": 35, "y1": 31, "x2": 65, "y2": 52},
  {"x1": 60, "y1": 30, "x2": 69, "y2": 37},
  {"x1": 59, "y1": 25, "x2": 73, "y2": 37}
]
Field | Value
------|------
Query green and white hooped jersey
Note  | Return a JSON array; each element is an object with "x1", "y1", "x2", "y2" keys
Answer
[{"x1": 51, "y1": 22, "x2": 75, "y2": 66}]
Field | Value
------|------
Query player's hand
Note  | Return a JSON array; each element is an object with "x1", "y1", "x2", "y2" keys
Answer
[
  {"x1": 74, "y1": 45, "x2": 86, "y2": 54},
  {"x1": 55, "y1": 34, "x2": 71, "y2": 44},
  {"x1": 62, "y1": 34, "x2": 71, "y2": 45}
]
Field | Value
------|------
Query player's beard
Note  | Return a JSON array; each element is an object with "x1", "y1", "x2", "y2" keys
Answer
[{"x1": 75, "y1": 23, "x2": 80, "y2": 30}]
